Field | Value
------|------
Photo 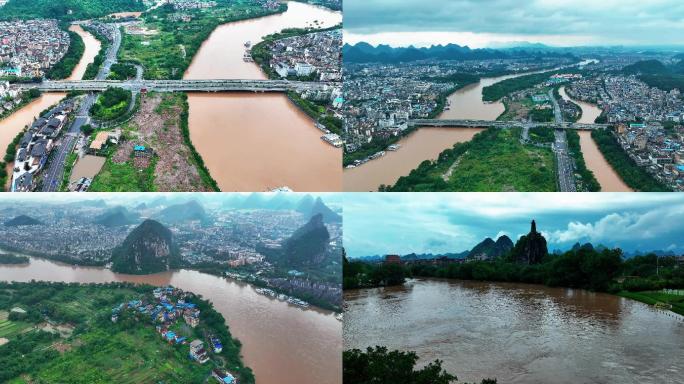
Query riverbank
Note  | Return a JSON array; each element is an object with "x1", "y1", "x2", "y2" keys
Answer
[
  {"x1": 0, "y1": 253, "x2": 29, "y2": 264},
  {"x1": 0, "y1": 256, "x2": 342, "y2": 384},
  {"x1": 618, "y1": 290, "x2": 684, "y2": 316},
  {"x1": 591, "y1": 129, "x2": 671, "y2": 191},
  {"x1": 81, "y1": 24, "x2": 112, "y2": 80},
  {"x1": 566, "y1": 130, "x2": 601, "y2": 191},
  {"x1": 343, "y1": 82, "x2": 473, "y2": 167},
  {"x1": 386, "y1": 127, "x2": 557, "y2": 192},
  {"x1": 251, "y1": 25, "x2": 343, "y2": 135},
  {"x1": 0, "y1": 281, "x2": 252, "y2": 383},
  {"x1": 0, "y1": 91, "x2": 56, "y2": 190},
  {"x1": 45, "y1": 29, "x2": 86, "y2": 80}
]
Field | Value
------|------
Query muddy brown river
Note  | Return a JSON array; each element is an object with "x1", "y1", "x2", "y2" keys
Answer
[
  {"x1": 343, "y1": 128, "x2": 482, "y2": 191},
  {"x1": 67, "y1": 24, "x2": 102, "y2": 80},
  {"x1": 343, "y1": 71, "x2": 529, "y2": 191},
  {"x1": 184, "y1": 1, "x2": 342, "y2": 191},
  {"x1": 344, "y1": 279, "x2": 684, "y2": 384},
  {"x1": 558, "y1": 86, "x2": 632, "y2": 192},
  {"x1": 0, "y1": 257, "x2": 342, "y2": 384}
]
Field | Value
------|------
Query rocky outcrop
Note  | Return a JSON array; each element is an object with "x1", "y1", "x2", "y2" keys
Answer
[
  {"x1": 111, "y1": 219, "x2": 181, "y2": 274},
  {"x1": 511, "y1": 220, "x2": 548, "y2": 264},
  {"x1": 281, "y1": 213, "x2": 331, "y2": 266}
]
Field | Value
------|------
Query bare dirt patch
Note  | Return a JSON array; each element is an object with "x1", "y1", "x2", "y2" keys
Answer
[{"x1": 128, "y1": 93, "x2": 210, "y2": 191}]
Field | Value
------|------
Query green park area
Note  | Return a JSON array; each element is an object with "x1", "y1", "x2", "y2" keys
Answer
[
  {"x1": 91, "y1": 87, "x2": 132, "y2": 122},
  {"x1": 0, "y1": 282, "x2": 252, "y2": 384},
  {"x1": 386, "y1": 128, "x2": 556, "y2": 192},
  {"x1": 119, "y1": 0, "x2": 286, "y2": 79}
]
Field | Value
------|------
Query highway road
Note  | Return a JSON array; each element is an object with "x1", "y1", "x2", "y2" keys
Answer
[{"x1": 549, "y1": 89, "x2": 577, "y2": 192}]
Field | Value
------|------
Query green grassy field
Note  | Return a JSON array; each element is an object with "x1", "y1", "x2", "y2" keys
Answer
[
  {"x1": 0, "y1": 282, "x2": 253, "y2": 383},
  {"x1": 0, "y1": 315, "x2": 31, "y2": 339},
  {"x1": 444, "y1": 128, "x2": 556, "y2": 191},
  {"x1": 89, "y1": 157, "x2": 157, "y2": 192},
  {"x1": 36, "y1": 327, "x2": 211, "y2": 383}
]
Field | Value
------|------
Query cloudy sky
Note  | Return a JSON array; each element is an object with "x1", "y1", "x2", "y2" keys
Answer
[
  {"x1": 343, "y1": 193, "x2": 684, "y2": 258},
  {"x1": 344, "y1": 0, "x2": 684, "y2": 48}
]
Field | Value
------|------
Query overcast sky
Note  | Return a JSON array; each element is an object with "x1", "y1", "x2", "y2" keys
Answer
[
  {"x1": 343, "y1": 193, "x2": 684, "y2": 258},
  {"x1": 344, "y1": 0, "x2": 684, "y2": 48}
]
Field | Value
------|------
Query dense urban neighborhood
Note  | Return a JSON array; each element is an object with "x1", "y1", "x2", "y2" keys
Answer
[{"x1": 0, "y1": 19, "x2": 70, "y2": 78}]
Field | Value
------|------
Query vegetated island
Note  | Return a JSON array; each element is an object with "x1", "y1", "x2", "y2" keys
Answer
[{"x1": 0, "y1": 281, "x2": 252, "y2": 383}]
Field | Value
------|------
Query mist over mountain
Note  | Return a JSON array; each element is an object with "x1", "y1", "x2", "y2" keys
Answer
[
  {"x1": 296, "y1": 194, "x2": 316, "y2": 214},
  {"x1": 309, "y1": 197, "x2": 342, "y2": 223},
  {"x1": 94, "y1": 206, "x2": 139, "y2": 227},
  {"x1": 154, "y1": 200, "x2": 208, "y2": 224}
]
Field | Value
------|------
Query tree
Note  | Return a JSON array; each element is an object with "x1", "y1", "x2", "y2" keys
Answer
[{"x1": 344, "y1": 346, "x2": 457, "y2": 384}]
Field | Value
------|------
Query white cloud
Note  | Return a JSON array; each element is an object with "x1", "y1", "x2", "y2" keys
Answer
[{"x1": 548, "y1": 205, "x2": 684, "y2": 245}]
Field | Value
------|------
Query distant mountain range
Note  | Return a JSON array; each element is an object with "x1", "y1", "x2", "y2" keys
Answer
[
  {"x1": 154, "y1": 200, "x2": 209, "y2": 225},
  {"x1": 236, "y1": 193, "x2": 341, "y2": 223},
  {"x1": 622, "y1": 59, "x2": 684, "y2": 76},
  {"x1": 343, "y1": 42, "x2": 577, "y2": 63}
]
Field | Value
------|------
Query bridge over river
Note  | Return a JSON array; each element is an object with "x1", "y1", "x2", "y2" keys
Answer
[
  {"x1": 409, "y1": 118, "x2": 610, "y2": 130},
  {"x1": 16, "y1": 79, "x2": 334, "y2": 93}
]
